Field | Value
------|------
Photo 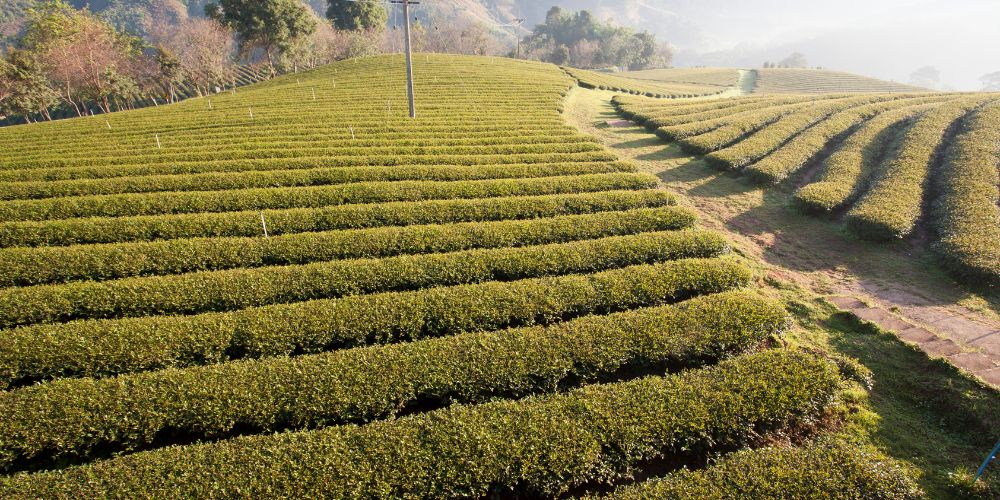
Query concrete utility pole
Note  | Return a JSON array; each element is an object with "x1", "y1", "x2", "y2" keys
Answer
[{"x1": 390, "y1": 0, "x2": 419, "y2": 118}]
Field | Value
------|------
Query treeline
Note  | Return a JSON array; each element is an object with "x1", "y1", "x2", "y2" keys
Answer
[
  {"x1": 520, "y1": 6, "x2": 672, "y2": 71},
  {"x1": 0, "y1": 0, "x2": 528, "y2": 124}
]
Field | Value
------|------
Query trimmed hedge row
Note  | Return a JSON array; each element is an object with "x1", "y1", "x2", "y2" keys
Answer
[
  {"x1": 744, "y1": 96, "x2": 950, "y2": 183},
  {"x1": 932, "y1": 101, "x2": 1000, "y2": 286},
  {"x1": 671, "y1": 101, "x2": 822, "y2": 154},
  {"x1": 600, "y1": 441, "x2": 921, "y2": 499},
  {"x1": 0, "y1": 207, "x2": 697, "y2": 287},
  {"x1": 0, "y1": 189, "x2": 675, "y2": 248},
  {"x1": 1, "y1": 133, "x2": 597, "y2": 167},
  {"x1": 0, "y1": 161, "x2": 636, "y2": 201},
  {"x1": 0, "y1": 349, "x2": 841, "y2": 498},
  {"x1": 5, "y1": 142, "x2": 607, "y2": 171},
  {"x1": 0, "y1": 290, "x2": 787, "y2": 471},
  {"x1": 0, "y1": 151, "x2": 621, "y2": 183},
  {"x1": 0, "y1": 230, "x2": 731, "y2": 328},
  {"x1": 793, "y1": 104, "x2": 937, "y2": 212},
  {"x1": 564, "y1": 67, "x2": 724, "y2": 98},
  {"x1": 0, "y1": 257, "x2": 753, "y2": 387},
  {"x1": 0, "y1": 172, "x2": 659, "y2": 222},
  {"x1": 705, "y1": 94, "x2": 908, "y2": 171},
  {"x1": 846, "y1": 97, "x2": 987, "y2": 240}
]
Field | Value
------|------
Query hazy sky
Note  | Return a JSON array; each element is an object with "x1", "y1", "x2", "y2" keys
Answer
[{"x1": 637, "y1": 0, "x2": 1000, "y2": 90}]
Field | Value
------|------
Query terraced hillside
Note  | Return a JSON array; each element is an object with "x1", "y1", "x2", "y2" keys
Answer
[
  {"x1": 615, "y1": 92, "x2": 1000, "y2": 286},
  {"x1": 564, "y1": 67, "x2": 728, "y2": 98},
  {"x1": 755, "y1": 68, "x2": 926, "y2": 94},
  {"x1": 622, "y1": 67, "x2": 742, "y2": 87},
  {"x1": 0, "y1": 54, "x2": 921, "y2": 496}
]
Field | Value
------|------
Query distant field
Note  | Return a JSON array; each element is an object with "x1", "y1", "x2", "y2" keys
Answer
[
  {"x1": 563, "y1": 67, "x2": 728, "y2": 98},
  {"x1": 615, "y1": 91, "x2": 1000, "y2": 286},
  {"x1": 621, "y1": 67, "x2": 741, "y2": 87},
  {"x1": 755, "y1": 68, "x2": 926, "y2": 94}
]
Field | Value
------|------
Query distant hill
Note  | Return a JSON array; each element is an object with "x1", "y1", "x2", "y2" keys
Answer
[{"x1": 753, "y1": 68, "x2": 927, "y2": 94}]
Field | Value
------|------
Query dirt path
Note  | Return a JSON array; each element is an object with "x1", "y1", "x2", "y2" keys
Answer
[{"x1": 564, "y1": 87, "x2": 1000, "y2": 387}]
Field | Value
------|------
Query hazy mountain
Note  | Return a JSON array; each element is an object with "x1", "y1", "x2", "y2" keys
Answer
[{"x1": 5, "y1": 0, "x2": 997, "y2": 90}]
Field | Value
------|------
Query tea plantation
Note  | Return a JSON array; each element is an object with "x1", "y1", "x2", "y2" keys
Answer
[
  {"x1": 0, "y1": 54, "x2": 921, "y2": 497},
  {"x1": 616, "y1": 92, "x2": 1000, "y2": 287}
]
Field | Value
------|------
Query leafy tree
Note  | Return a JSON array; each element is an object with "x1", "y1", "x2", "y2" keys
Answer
[
  {"x1": 205, "y1": 0, "x2": 317, "y2": 71},
  {"x1": 154, "y1": 45, "x2": 183, "y2": 102},
  {"x1": 326, "y1": 0, "x2": 385, "y2": 31},
  {"x1": 909, "y1": 66, "x2": 940, "y2": 89},
  {"x1": 551, "y1": 44, "x2": 569, "y2": 65},
  {"x1": 521, "y1": 7, "x2": 667, "y2": 71},
  {"x1": 778, "y1": 52, "x2": 807, "y2": 68}
]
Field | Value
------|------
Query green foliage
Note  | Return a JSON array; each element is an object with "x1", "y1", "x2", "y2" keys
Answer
[
  {"x1": 0, "y1": 290, "x2": 786, "y2": 470},
  {"x1": 0, "y1": 171, "x2": 657, "y2": 221},
  {"x1": 0, "y1": 206, "x2": 698, "y2": 286},
  {"x1": 794, "y1": 104, "x2": 937, "y2": 212},
  {"x1": 601, "y1": 441, "x2": 921, "y2": 499},
  {"x1": 522, "y1": 7, "x2": 667, "y2": 71},
  {"x1": 0, "y1": 257, "x2": 752, "y2": 386},
  {"x1": 0, "y1": 190, "x2": 675, "y2": 248},
  {"x1": 0, "y1": 230, "x2": 732, "y2": 329},
  {"x1": 206, "y1": 0, "x2": 317, "y2": 67},
  {"x1": 564, "y1": 67, "x2": 723, "y2": 99},
  {"x1": 0, "y1": 349, "x2": 841, "y2": 497},
  {"x1": 846, "y1": 97, "x2": 988, "y2": 240},
  {"x1": 931, "y1": 101, "x2": 1000, "y2": 286},
  {"x1": 325, "y1": 0, "x2": 385, "y2": 31}
]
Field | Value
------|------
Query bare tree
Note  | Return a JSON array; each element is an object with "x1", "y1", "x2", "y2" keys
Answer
[
  {"x1": 778, "y1": 52, "x2": 808, "y2": 68},
  {"x1": 154, "y1": 18, "x2": 237, "y2": 96},
  {"x1": 980, "y1": 71, "x2": 1000, "y2": 91},
  {"x1": 43, "y1": 18, "x2": 135, "y2": 115},
  {"x1": 909, "y1": 66, "x2": 941, "y2": 89}
]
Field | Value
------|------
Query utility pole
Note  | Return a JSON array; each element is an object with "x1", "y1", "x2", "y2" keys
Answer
[{"x1": 390, "y1": 0, "x2": 418, "y2": 118}]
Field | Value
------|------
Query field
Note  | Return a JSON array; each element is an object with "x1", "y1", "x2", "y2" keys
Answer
[
  {"x1": 563, "y1": 67, "x2": 728, "y2": 98},
  {"x1": 0, "y1": 54, "x2": 996, "y2": 497},
  {"x1": 755, "y1": 68, "x2": 927, "y2": 94},
  {"x1": 614, "y1": 92, "x2": 1000, "y2": 287},
  {"x1": 620, "y1": 67, "x2": 742, "y2": 87}
]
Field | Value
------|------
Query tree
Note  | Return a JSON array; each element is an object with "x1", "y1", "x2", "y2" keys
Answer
[
  {"x1": 326, "y1": 0, "x2": 386, "y2": 31},
  {"x1": 0, "y1": 48, "x2": 59, "y2": 122},
  {"x1": 154, "y1": 46, "x2": 183, "y2": 102},
  {"x1": 154, "y1": 17, "x2": 236, "y2": 95},
  {"x1": 521, "y1": 7, "x2": 669, "y2": 70},
  {"x1": 909, "y1": 66, "x2": 940, "y2": 89},
  {"x1": 981, "y1": 71, "x2": 1000, "y2": 91},
  {"x1": 551, "y1": 44, "x2": 569, "y2": 65},
  {"x1": 206, "y1": 0, "x2": 317, "y2": 72},
  {"x1": 21, "y1": 1, "x2": 142, "y2": 116},
  {"x1": 778, "y1": 52, "x2": 807, "y2": 68}
]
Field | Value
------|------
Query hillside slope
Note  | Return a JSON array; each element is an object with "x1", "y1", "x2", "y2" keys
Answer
[
  {"x1": 0, "y1": 54, "x2": 924, "y2": 497},
  {"x1": 754, "y1": 68, "x2": 927, "y2": 94}
]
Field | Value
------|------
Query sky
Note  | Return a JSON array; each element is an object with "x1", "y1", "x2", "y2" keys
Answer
[{"x1": 543, "y1": 0, "x2": 1000, "y2": 90}]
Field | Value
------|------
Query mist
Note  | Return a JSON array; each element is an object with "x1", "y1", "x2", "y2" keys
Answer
[{"x1": 524, "y1": 0, "x2": 1000, "y2": 90}]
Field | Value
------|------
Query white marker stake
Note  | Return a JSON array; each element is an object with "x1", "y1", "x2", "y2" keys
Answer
[
  {"x1": 105, "y1": 120, "x2": 112, "y2": 130},
  {"x1": 248, "y1": 107, "x2": 254, "y2": 120},
  {"x1": 349, "y1": 125, "x2": 355, "y2": 140},
  {"x1": 260, "y1": 212, "x2": 269, "y2": 238},
  {"x1": 208, "y1": 99, "x2": 213, "y2": 110},
  {"x1": 155, "y1": 134, "x2": 161, "y2": 149},
  {"x1": 312, "y1": 88, "x2": 316, "y2": 100}
]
